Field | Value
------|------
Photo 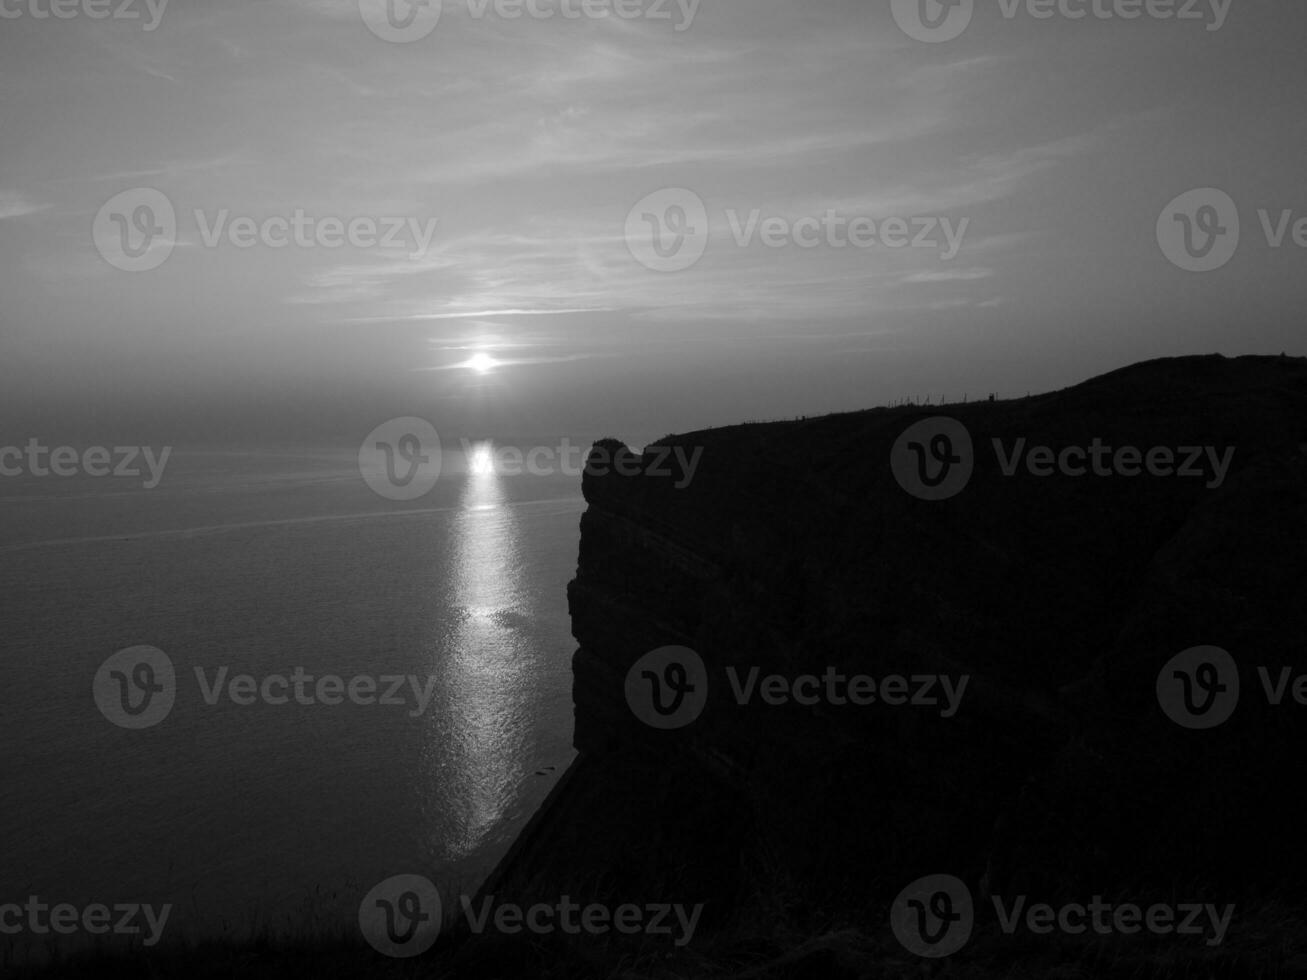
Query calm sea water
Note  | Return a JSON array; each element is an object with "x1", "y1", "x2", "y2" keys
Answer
[{"x1": 0, "y1": 448, "x2": 583, "y2": 961}]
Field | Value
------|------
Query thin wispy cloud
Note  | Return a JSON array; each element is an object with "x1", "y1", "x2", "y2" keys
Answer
[
  {"x1": 0, "y1": 191, "x2": 51, "y2": 220},
  {"x1": 3, "y1": 0, "x2": 1303, "y2": 440},
  {"x1": 414, "y1": 352, "x2": 612, "y2": 371},
  {"x1": 902, "y1": 269, "x2": 995, "y2": 284}
]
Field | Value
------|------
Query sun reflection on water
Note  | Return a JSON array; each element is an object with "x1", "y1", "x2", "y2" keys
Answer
[{"x1": 427, "y1": 442, "x2": 530, "y2": 861}]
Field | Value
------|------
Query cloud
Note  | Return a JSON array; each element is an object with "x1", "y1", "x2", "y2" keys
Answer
[
  {"x1": 0, "y1": 192, "x2": 48, "y2": 221},
  {"x1": 413, "y1": 352, "x2": 612, "y2": 371},
  {"x1": 402, "y1": 306, "x2": 615, "y2": 319},
  {"x1": 901, "y1": 268, "x2": 994, "y2": 284}
]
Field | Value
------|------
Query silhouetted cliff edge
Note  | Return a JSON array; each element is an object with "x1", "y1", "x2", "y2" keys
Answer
[{"x1": 460, "y1": 354, "x2": 1307, "y2": 977}]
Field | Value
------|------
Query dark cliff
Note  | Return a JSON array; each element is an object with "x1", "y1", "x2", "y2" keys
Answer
[{"x1": 460, "y1": 353, "x2": 1307, "y2": 977}]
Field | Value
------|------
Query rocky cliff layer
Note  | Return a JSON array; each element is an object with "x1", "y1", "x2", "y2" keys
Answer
[{"x1": 474, "y1": 354, "x2": 1307, "y2": 970}]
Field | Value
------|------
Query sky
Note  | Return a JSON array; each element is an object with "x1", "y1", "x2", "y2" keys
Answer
[{"x1": 1, "y1": 0, "x2": 1304, "y2": 448}]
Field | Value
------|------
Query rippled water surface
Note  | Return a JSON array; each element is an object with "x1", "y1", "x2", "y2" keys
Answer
[{"x1": 0, "y1": 449, "x2": 582, "y2": 958}]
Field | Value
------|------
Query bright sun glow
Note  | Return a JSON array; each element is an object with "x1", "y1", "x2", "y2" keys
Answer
[
  {"x1": 468, "y1": 443, "x2": 497, "y2": 476},
  {"x1": 465, "y1": 352, "x2": 500, "y2": 374}
]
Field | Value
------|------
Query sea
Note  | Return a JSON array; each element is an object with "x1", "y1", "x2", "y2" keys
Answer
[{"x1": 0, "y1": 445, "x2": 585, "y2": 963}]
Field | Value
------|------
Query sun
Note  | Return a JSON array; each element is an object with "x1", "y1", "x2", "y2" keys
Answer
[
  {"x1": 465, "y1": 352, "x2": 500, "y2": 374},
  {"x1": 468, "y1": 442, "x2": 496, "y2": 476}
]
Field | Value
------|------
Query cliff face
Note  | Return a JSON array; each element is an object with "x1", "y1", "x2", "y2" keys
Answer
[{"x1": 490, "y1": 355, "x2": 1307, "y2": 946}]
